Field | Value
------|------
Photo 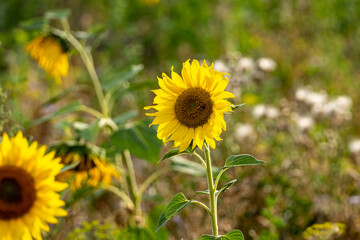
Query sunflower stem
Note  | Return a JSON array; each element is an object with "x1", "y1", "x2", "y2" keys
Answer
[
  {"x1": 193, "y1": 151, "x2": 207, "y2": 167},
  {"x1": 52, "y1": 27, "x2": 108, "y2": 117},
  {"x1": 204, "y1": 143, "x2": 219, "y2": 236},
  {"x1": 122, "y1": 149, "x2": 143, "y2": 227}
]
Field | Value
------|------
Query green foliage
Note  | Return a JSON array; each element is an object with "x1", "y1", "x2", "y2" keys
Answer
[
  {"x1": 215, "y1": 179, "x2": 237, "y2": 198},
  {"x1": 65, "y1": 220, "x2": 120, "y2": 240},
  {"x1": 200, "y1": 230, "x2": 244, "y2": 240},
  {"x1": 110, "y1": 120, "x2": 162, "y2": 164},
  {"x1": 0, "y1": 87, "x2": 10, "y2": 132},
  {"x1": 222, "y1": 154, "x2": 265, "y2": 169},
  {"x1": 169, "y1": 156, "x2": 219, "y2": 177},
  {"x1": 156, "y1": 192, "x2": 192, "y2": 231},
  {"x1": 159, "y1": 144, "x2": 197, "y2": 162},
  {"x1": 31, "y1": 101, "x2": 84, "y2": 126}
]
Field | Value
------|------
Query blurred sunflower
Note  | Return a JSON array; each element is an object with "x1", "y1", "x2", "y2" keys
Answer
[
  {"x1": 26, "y1": 35, "x2": 69, "y2": 85},
  {"x1": 145, "y1": 59, "x2": 234, "y2": 152},
  {"x1": 53, "y1": 141, "x2": 119, "y2": 190},
  {"x1": 0, "y1": 132, "x2": 67, "y2": 240}
]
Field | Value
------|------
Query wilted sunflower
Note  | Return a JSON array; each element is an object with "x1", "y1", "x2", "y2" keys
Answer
[
  {"x1": 26, "y1": 35, "x2": 69, "y2": 85},
  {"x1": 0, "y1": 132, "x2": 67, "y2": 240},
  {"x1": 54, "y1": 141, "x2": 119, "y2": 190},
  {"x1": 145, "y1": 59, "x2": 234, "y2": 152}
]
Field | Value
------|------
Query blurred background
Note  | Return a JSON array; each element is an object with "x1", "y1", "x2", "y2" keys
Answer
[{"x1": 1, "y1": 0, "x2": 360, "y2": 239}]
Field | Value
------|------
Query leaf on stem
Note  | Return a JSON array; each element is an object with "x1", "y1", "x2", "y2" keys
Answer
[
  {"x1": 195, "y1": 180, "x2": 237, "y2": 197},
  {"x1": 170, "y1": 156, "x2": 218, "y2": 177},
  {"x1": 231, "y1": 103, "x2": 245, "y2": 110},
  {"x1": 110, "y1": 120, "x2": 162, "y2": 164},
  {"x1": 221, "y1": 154, "x2": 265, "y2": 170},
  {"x1": 160, "y1": 148, "x2": 191, "y2": 162},
  {"x1": 59, "y1": 160, "x2": 80, "y2": 173},
  {"x1": 156, "y1": 193, "x2": 192, "y2": 232},
  {"x1": 45, "y1": 9, "x2": 71, "y2": 19},
  {"x1": 215, "y1": 179, "x2": 237, "y2": 198},
  {"x1": 200, "y1": 229, "x2": 244, "y2": 240},
  {"x1": 30, "y1": 101, "x2": 84, "y2": 126}
]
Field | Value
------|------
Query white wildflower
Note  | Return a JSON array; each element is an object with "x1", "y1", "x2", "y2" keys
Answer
[
  {"x1": 252, "y1": 104, "x2": 267, "y2": 119},
  {"x1": 349, "y1": 139, "x2": 360, "y2": 154},
  {"x1": 234, "y1": 124, "x2": 256, "y2": 142},
  {"x1": 266, "y1": 106, "x2": 280, "y2": 119},
  {"x1": 238, "y1": 57, "x2": 255, "y2": 72},
  {"x1": 257, "y1": 57, "x2": 276, "y2": 72}
]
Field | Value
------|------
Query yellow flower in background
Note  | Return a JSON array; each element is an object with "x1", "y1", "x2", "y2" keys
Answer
[
  {"x1": 303, "y1": 222, "x2": 345, "y2": 240},
  {"x1": 55, "y1": 142, "x2": 119, "y2": 190},
  {"x1": 145, "y1": 59, "x2": 234, "y2": 152},
  {"x1": 0, "y1": 132, "x2": 67, "y2": 240},
  {"x1": 26, "y1": 35, "x2": 69, "y2": 85}
]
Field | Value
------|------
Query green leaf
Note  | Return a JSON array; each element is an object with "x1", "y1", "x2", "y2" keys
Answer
[
  {"x1": 112, "y1": 110, "x2": 138, "y2": 126},
  {"x1": 156, "y1": 193, "x2": 192, "y2": 232},
  {"x1": 59, "y1": 160, "x2": 80, "y2": 173},
  {"x1": 110, "y1": 120, "x2": 162, "y2": 164},
  {"x1": 196, "y1": 190, "x2": 210, "y2": 195},
  {"x1": 73, "y1": 120, "x2": 100, "y2": 142},
  {"x1": 224, "y1": 230, "x2": 244, "y2": 240},
  {"x1": 160, "y1": 149, "x2": 191, "y2": 162},
  {"x1": 21, "y1": 18, "x2": 49, "y2": 31},
  {"x1": 118, "y1": 227, "x2": 158, "y2": 240},
  {"x1": 30, "y1": 101, "x2": 84, "y2": 126},
  {"x1": 196, "y1": 180, "x2": 237, "y2": 197},
  {"x1": 200, "y1": 230, "x2": 244, "y2": 240},
  {"x1": 170, "y1": 156, "x2": 219, "y2": 177},
  {"x1": 231, "y1": 103, "x2": 245, "y2": 110},
  {"x1": 45, "y1": 9, "x2": 71, "y2": 19},
  {"x1": 216, "y1": 179, "x2": 237, "y2": 197},
  {"x1": 222, "y1": 154, "x2": 265, "y2": 170},
  {"x1": 40, "y1": 85, "x2": 79, "y2": 106},
  {"x1": 101, "y1": 64, "x2": 144, "y2": 92},
  {"x1": 160, "y1": 144, "x2": 197, "y2": 162}
]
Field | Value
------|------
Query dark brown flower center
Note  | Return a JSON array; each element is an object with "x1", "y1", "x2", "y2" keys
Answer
[
  {"x1": 0, "y1": 166, "x2": 36, "y2": 220},
  {"x1": 175, "y1": 87, "x2": 213, "y2": 128}
]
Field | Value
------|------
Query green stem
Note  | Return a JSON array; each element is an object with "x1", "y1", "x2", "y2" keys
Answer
[
  {"x1": 122, "y1": 149, "x2": 142, "y2": 226},
  {"x1": 137, "y1": 168, "x2": 168, "y2": 199},
  {"x1": 79, "y1": 105, "x2": 103, "y2": 118},
  {"x1": 191, "y1": 200, "x2": 211, "y2": 215},
  {"x1": 107, "y1": 185, "x2": 134, "y2": 210},
  {"x1": 214, "y1": 168, "x2": 227, "y2": 192},
  {"x1": 51, "y1": 27, "x2": 108, "y2": 117},
  {"x1": 204, "y1": 143, "x2": 219, "y2": 236},
  {"x1": 193, "y1": 151, "x2": 207, "y2": 167}
]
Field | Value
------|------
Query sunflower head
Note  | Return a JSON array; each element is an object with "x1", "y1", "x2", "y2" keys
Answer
[
  {"x1": 26, "y1": 35, "x2": 69, "y2": 85},
  {"x1": 0, "y1": 132, "x2": 67, "y2": 240},
  {"x1": 145, "y1": 59, "x2": 234, "y2": 152},
  {"x1": 53, "y1": 141, "x2": 119, "y2": 190}
]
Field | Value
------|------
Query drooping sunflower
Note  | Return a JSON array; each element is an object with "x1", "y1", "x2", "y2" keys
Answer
[
  {"x1": 26, "y1": 35, "x2": 69, "y2": 85},
  {"x1": 145, "y1": 59, "x2": 234, "y2": 152},
  {"x1": 54, "y1": 141, "x2": 119, "y2": 190},
  {"x1": 0, "y1": 132, "x2": 67, "y2": 240}
]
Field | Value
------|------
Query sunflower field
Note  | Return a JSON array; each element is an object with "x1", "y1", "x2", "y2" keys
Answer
[{"x1": 1, "y1": 0, "x2": 360, "y2": 239}]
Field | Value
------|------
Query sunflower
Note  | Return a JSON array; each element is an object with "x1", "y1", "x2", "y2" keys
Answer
[
  {"x1": 0, "y1": 132, "x2": 67, "y2": 240},
  {"x1": 145, "y1": 59, "x2": 234, "y2": 152},
  {"x1": 26, "y1": 35, "x2": 69, "y2": 85},
  {"x1": 54, "y1": 141, "x2": 119, "y2": 190}
]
